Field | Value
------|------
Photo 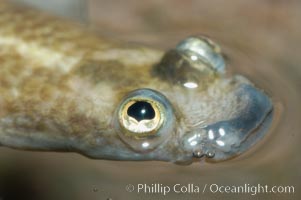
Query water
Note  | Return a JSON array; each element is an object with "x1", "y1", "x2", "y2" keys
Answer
[{"x1": 0, "y1": 0, "x2": 300, "y2": 199}]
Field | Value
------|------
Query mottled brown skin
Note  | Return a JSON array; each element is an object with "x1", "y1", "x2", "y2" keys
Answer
[
  {"x1": 0, "y1": 1, "x2": 259, "y2": 163},
  {"x1": 0, "y1": 2, "x2": 163, "y2": 149}
]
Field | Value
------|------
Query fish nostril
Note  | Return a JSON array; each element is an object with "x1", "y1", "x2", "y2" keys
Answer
[{"x1": 192, "y1": 149, "x2": 216, "y2": 159}]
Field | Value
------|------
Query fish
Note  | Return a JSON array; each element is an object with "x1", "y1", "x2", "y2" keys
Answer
[{"x1": 0, "y1": 1, "x2": 273, "y2": 165}]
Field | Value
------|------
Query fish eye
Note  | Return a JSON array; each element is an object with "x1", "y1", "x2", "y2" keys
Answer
[
  {"x1": 115, "y1": 89, "x2": 175, "y2": 152},
  {"x1": 119, "y1": 99, "x2": 163, "y2": 136}
]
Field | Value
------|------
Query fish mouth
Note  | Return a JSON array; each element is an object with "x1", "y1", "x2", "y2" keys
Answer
[
  {"x1": 181, "y1": 84, "x2": 274, "y2": 162},
  {"x1": 194, "y1": 110, "x2": 273, "y2": 162}
]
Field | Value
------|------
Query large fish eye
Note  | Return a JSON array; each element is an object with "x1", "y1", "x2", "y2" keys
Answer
[
  {"x1": 119, "y1": 99, "x2": 164, "y2": 137},
  {"x1": 115, "y1": 89, "x2": 175, "y2": 152}
]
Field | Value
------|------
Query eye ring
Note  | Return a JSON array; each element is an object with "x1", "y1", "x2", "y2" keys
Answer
[
  {"x1": 114, "y1": 88, "x2": 175, "y2": 152},
  {"x1": 118, "y1": 97, "x2": 164, "y2": 138}
]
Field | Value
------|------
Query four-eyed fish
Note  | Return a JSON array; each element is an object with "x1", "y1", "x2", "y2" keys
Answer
[{"x1": 0, "y1": 2, "x2": 273, "y2": 164}]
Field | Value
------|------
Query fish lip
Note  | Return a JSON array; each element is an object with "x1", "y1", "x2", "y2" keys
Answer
[
  {"x1": 203, "y1": 108, "x2": 274, "y2": 162},
  {"x1": 182, "y1": 110, "x2": 273, "y2": 163}
]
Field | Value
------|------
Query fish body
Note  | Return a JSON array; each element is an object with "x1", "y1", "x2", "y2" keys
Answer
[{"x1": 0, "y1": 1, "x2": 273, "y2": 164}]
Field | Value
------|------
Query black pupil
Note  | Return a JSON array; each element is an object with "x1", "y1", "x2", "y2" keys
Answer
[{"x1": 127, "y1": 101, "x2": 155, "y2": 122}]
